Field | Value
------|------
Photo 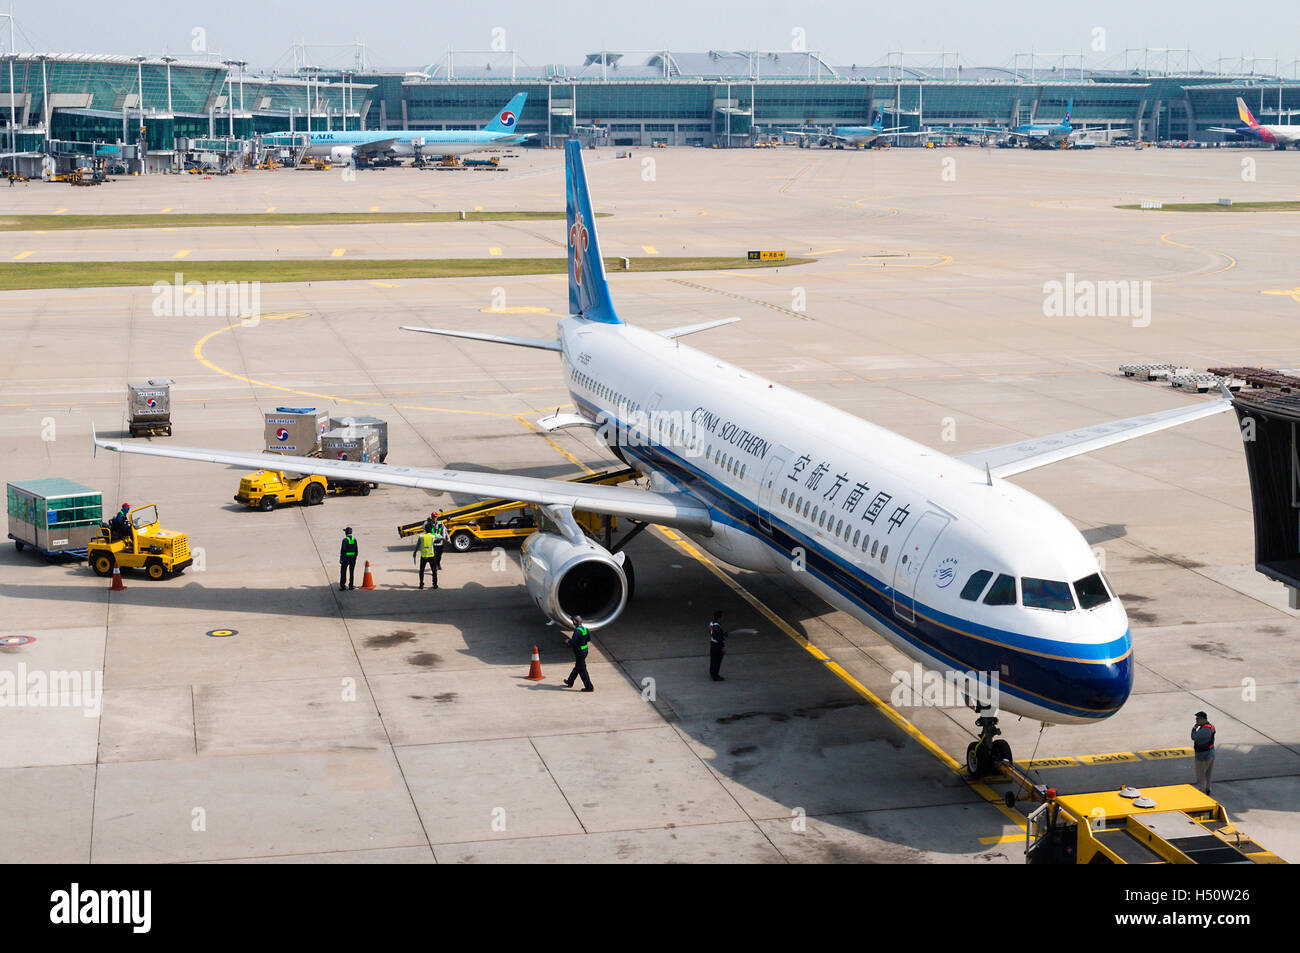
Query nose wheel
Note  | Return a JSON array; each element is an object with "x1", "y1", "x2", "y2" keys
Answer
[{"x1": 965, "y1": 715, "x2": 1012, "y2": 779}]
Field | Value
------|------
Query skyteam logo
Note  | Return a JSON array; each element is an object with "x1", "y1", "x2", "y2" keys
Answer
[
  {"x1": 569, "y1": 212, "x2": 590, "y2": 291},
  {"x1": 498, "y1": 110, "x2": 516, "y2": 128},
  {"x1": 933, "y1": 556, "x2": 958, "y2": 588},
  {"x1": 275, "y1": 428, "x2": 289, "y2": 442}
]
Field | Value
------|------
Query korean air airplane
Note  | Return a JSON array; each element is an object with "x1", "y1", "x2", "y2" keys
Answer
[
  {"x1": 1209, "y1": 97, "x2": 1300, "y2": 149},
  {"x1": 282, "y1": 92, "x2": 531, "y2": 164},
  {"x1": 93, "y1": 140, "x2": 1232, "y2": 772},
  {"x1": 785, "y1": 110, "x2": 920, "y2": 148}
]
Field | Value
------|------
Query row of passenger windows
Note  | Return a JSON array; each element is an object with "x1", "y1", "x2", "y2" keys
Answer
[
  {"x1": 959, "y1": 570, "x2": 1112, "y2": 612},
  {"x1": 706, "y1": 445, "x2": 746, "y2": 481},
  {"x1": 570, "y1": 366, "x2": 637, "y2": 416},
  {"x1": 779, "y1": 486, "x2": 889, "y2": 564}
]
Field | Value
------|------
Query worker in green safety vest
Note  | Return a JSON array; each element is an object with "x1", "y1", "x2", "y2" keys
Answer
[
  {"x1": 339, "y1": 527, "x2": 359, "y2": 590},
  {"x1": 413, "y1": 526, "x2": 438, "y2": 590},
  {"x1": 563, "y1": 615, "x2": 594, "y2": 691},
  {"x1": 431, "y1": 513, "x2": 448, "y2": 569}
]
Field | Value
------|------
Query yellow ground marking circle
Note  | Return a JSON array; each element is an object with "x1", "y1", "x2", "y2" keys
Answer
[
  {"x1": 193, "y1": 313, "x2": 516, "y2": 418},
  {"x1": 1157, "y1": 225, "x2": 1240, "y2": 281},
  {"x1": 206, "y1": 628, "x2": 238, "y2": 638}
]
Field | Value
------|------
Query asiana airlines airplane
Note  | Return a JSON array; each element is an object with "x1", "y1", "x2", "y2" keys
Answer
[{"x1": 93, "y1": 141, "x2": 1232, "y2": 772}]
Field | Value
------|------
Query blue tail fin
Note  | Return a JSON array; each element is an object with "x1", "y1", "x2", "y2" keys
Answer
[
  {"x1": 564, "y1": 140, "x2": 620, "y2": 323},
  {"x1": 871, "y1": 110, "x2": 883, "y2": 130},
  {"x1": 1062, "y1": 98, "x2": 1073, "y2": 126},
  {"x1": 484, "y1": 93, "x2": 527, "y2": 133}
]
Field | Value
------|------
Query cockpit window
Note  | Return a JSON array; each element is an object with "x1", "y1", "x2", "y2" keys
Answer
[
  {"x1": 960, "y1": 570, "x2": 993, "y2": 602},
  {"x1": 1022, "y1": 577, "x2": 1075, "y2": 611},
  {"x1": 983, "y1": 573, "x2": 1017, "y2": 606},
  {"x1": 1074, "y1": 573, "x2": 1111, "y2": 610}
]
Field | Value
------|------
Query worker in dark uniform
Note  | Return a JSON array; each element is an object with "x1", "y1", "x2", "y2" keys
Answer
[
  {"x1": 339, "y1": 527, "x2": 359, "y2": 591},
  {"x1": 709, "y1": 610, "x2": 726, "y2": 681},
  {"x1": 432, "y1": 512, "x2": 448, "y2": 569},
  {"x1": 563, "y1": 615, "x2": 594, "y2": 691},
  {"x1": 413, "y1": 525, "x2": 438, "y2": 589},
  {"x1": 1191, "y1": 710, "x2": 1216, "y2": 795},
  {"x1": 109, "y1": 503, "x2": 131, "y2": 541}
]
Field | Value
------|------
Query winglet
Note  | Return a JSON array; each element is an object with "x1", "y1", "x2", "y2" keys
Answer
[{"x1": 1219, "y1": 379, "x2": 1234, "y2": 400}]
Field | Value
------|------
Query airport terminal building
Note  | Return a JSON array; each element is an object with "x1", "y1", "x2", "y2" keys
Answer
[{"x1": 3, "y1": 48, "x2": 1299, "y2": 167}]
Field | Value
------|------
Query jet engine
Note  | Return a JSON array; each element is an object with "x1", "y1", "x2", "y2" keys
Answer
[
  {"x1": 329, "y1": 145, "x2": 356, "y2": 167},
  {"x1": 521, "y1": 530, "x2": 628, "y2": 630}
]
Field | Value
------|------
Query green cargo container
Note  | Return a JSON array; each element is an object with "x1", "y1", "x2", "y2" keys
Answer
[{"x1": 7, "y1": 478, "x2": 103, "y2": 556}]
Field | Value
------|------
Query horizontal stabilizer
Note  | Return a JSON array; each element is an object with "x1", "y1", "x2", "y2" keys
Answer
[
  {"x1": 536, "y1": 412, "x2": 594, "y2": 432},
  {"x1": 658, "y1": 317, "x2": 741, "y2": 339},
  {"x1": 401, "y1": 326, "x2": 561, "y2": 351}
]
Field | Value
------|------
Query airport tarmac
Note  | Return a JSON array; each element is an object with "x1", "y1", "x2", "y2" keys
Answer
[{"x1": 1, "y1": 146, "x2": 1297, "y2": 863}]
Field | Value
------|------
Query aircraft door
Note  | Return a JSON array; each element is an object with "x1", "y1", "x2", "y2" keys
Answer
[
  {"x1": 891, "y1": 510, "x2": 950, "y2": 624},
  {"x1": 757, "y1": 446, "x2": 791, "y2": 534}
]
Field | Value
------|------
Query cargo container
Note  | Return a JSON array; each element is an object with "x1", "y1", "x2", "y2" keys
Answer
[
  {"x1": 321, "y1": 426, "x2": 381, "y2": 463},
  {"x1": 128, "y1": 379, "x2": 174, "y2": 436},
  {"x1": 329, "y1": 415, "x2": 388, "y2": 462},
  {"x1": 7, "y1": 478, "x2": 103, "y2": 557},
  {"x1": 263, "y1": 407, "x2": 328, "y2": 456}
]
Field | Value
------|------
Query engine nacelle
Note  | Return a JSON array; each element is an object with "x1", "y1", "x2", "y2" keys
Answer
[
  {"x1": 329, "y1": 145, "x2": 356, "y2": 167},
  {"x1": 521, "y1": 531, "x2": 628, "y2": 630}
]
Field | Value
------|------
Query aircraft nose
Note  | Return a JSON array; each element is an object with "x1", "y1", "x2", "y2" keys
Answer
[{"x1": 1077, "y1": 629, "x2": 1134, "y2": 718}]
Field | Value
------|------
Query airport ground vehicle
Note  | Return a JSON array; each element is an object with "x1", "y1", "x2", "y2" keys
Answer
[
  {"x1": 1025, "y1": 783, "x2": 1284, "y2": 864},
  {"x1": 234, "y1": 469, "x2": 376, "y2": 510},
  {"x1": 397, "y1": 468, "x2": 635, "y2": 551},
  {"x1": 87, "y1": 503, "x2": 192, "y2": 579},
  {"x1": 7, "y1": 478, "x2": 102, "y2": 559}
]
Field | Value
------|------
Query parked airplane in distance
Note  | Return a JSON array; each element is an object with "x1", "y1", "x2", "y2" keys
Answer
[
  {"x1": 273, "y1": 92, "x2": 532, "y2": 165},
  {"x1": 1208, "y1": 97, "x2": 1300, "y2": 149},
  {"x1": 92, "y1": 140, "x2": 1232, "y2": 774},
  {"x1": 784, "y1": 110, "x2": 921, "y2": 148}
]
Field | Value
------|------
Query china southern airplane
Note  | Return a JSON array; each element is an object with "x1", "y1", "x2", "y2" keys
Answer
[
  {"x1": 784, "y1": 111, "x2": 918, "y2": 148},
  {"x1": 1208, "y1": 97, "x2": 1300, "y2": 150},
  {"x1": 93, "y1": 140, "x2": 1232, "y2": 772},
  {"x1": 280, "y1": 92, "x2": 532, "y2": 164}
]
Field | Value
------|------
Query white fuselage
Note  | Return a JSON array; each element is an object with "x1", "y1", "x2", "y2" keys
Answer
[{"x1": 556, "y1": 317, "x2": 1133, "y2": 725}]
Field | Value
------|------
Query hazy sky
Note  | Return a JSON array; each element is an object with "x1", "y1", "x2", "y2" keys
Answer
[{"x1": 6, "y1": 1, "x2": 1294, "y2": 73}]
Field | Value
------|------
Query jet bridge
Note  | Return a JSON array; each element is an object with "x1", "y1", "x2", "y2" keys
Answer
[{"x1": 1210, "y1": 366, "x2": 1300, "y2": 607}]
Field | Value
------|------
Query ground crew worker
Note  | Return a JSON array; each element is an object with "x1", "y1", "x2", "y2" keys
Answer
[
  {"x1": 109, "y1": 503, "x2": 131, "y2": 541},
  {"x1": 339, "y1": 527, "x2": 359, "y2": 591},
  {"x1": 1191, "y1": 710, "x2": 1216, "y2": 795},
  {"x1": 432, "y1": 512, "x2": 448, "y2": 569},
  {"x1": 413, "y1": 525, "x2": 438, "y2": 589},
  {"x1": 563, "y1": 615, "x2": 594, "y2": 691},
  {"x1": 709, "y1": 610, "x2": 726, "y2": 681}
]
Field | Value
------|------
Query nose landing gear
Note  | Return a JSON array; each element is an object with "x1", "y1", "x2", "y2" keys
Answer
[{"x1": 966, "y1": 713, "x2": 1012, "y2": 779}]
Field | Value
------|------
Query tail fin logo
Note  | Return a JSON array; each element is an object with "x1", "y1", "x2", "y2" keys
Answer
[
  {"x1": 569, "y1": 212, "x2": 590, "y2": 288},
  {"x1": 498, "y1": 110, "x2": 517, "y2": 128}
]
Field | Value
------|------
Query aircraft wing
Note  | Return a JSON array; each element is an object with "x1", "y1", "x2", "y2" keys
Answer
[
  {"x1": 91, "y1": 431, "x2": 712, "y2": 531},
  {"x1": 1207, "y1": 127, "x2": 1243, "y2": 134},
  {"x1": 352, "y1": 138, "x2": 401, "y2": 156},
  {"x1": 956, "y1": 398, "x2": 1233, "y2": 478}
]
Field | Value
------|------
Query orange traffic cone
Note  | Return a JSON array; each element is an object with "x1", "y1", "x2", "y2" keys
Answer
[
  {"x1": 524, "y1": 646, "x2": 545, "y2": 681},
  {"x1": 109, "y1": 566, "x2": 126, "y2": 591},
  {"x1": 359, "y1": 561, "x2": 376, "y2": 590}
]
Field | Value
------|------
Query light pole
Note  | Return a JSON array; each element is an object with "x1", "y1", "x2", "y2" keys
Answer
[
  {"x1": 161, "y1": 55, "x2": 175, "y2": 113},
  {"x1": 222, "y1": 60, "x2": 236, "y2": 137},
  {"x1": 130, "y1": 55, "x2": 147, "y2": 173},
  {"x1": 38, "y1": 54, "x2": 48, "y2": 133}
]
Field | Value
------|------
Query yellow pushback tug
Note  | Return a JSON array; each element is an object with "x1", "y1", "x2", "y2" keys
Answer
[{"x1": 993, "y1": 758, "x2": 1284, "y2": 864}]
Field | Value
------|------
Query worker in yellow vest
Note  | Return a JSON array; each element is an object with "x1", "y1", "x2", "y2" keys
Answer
[
  {"x1": 432, "y1": 513, "x2": 448, "y2": 569},
  {"x1": 413, "y1": 527, "x2": 438, "y2": 589}
]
